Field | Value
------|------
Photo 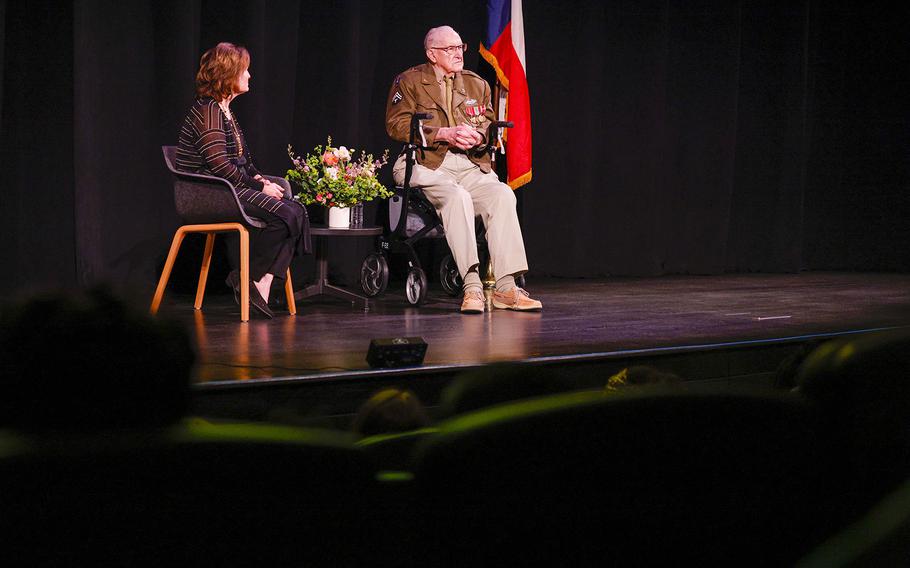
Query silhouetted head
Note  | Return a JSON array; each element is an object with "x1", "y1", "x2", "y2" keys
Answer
[
  {"x1": 352, "y1": 388, "x2": 430, "y2": 437},
  {"x1": 439, "y1": 363, "x2": 571, "y2": 418},
  {"x1": 797, "y1": 330, "x2": 910, "y2": 415},
  {"x1": 797, "y1": 329, "x2": 910, "y2": 493},
  {"x1": 0, "y1": 287, "x2": 195, "y2": 430},
  {"x1": 772, "y1": 338, "x2": 828, "y2": 391}
]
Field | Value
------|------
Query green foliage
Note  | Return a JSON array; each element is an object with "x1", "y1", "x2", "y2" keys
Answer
[{"x1": 286, "y1": 137, "x2": 393, "y2": 208}]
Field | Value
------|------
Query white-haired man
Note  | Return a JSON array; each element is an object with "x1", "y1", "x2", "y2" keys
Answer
[{"x1": 385, "y1": 25, "x2": 541, "y2": 314}]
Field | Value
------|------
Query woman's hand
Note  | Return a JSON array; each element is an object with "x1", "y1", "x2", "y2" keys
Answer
[{"x1": 261, "y1": 181, "x2": 284, "y2": 199}]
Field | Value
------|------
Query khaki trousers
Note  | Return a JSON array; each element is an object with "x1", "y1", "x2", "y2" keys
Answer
[{"x1": 393, "y1": 151, "x2": 529, "y2": 279}]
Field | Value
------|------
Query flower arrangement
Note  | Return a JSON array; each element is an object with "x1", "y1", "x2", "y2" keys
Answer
[{"x1": 286, "y1": 137, "x2": 393, "y2": 208}]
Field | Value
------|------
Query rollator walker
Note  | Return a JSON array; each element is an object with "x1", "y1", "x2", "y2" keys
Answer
[{"x1": 358, "y1": 112, "x2": 514, "y2": 306}]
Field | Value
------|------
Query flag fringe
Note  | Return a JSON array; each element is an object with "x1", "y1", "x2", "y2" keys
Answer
[
  {"x1": 478, "y1": 43, "x2": 511, "y2": 90},
  {"x1": 508, "y1": 169, "x2": 532, "y2": 190}
]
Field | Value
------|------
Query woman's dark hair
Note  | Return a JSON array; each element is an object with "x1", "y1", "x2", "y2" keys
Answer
[{"x1": 195, "y1": 42, "x2": 250, "y2": 101}]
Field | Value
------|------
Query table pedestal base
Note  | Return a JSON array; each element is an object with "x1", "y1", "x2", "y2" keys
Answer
[{"x1": 293, "y1": 225, "x2": 382, "y2": 309}]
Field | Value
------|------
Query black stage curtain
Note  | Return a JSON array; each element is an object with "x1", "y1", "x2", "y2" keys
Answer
[{"x1": 1, "y1": 0, "x2": 908, "y2": 295}]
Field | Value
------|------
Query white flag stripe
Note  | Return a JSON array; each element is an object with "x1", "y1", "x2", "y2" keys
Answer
[{"x1": 512, "y1": 0, "x2": 526, "y2": 71}]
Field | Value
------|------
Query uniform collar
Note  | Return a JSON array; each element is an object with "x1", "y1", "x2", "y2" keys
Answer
[
  {"x1": 420, "y1": 62, "x2": 457, "y2": 83},
  {"x1": 431, "y1": 64, "x2": 456, "y2": 83},
  {"x1": 418, "y1": 63, "x2": 467, "y2": 117}
]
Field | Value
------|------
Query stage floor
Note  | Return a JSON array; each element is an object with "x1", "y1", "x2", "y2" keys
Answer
[{"x1": 154, "y1": 272, "x2": 910, "y2": 387}]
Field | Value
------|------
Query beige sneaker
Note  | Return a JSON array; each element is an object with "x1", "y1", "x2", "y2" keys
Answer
[
  {"x1": 492, "y1": 287, "x2": 542, "y2": 311},
  {"x1": 460, "y1": 289, "x2": 485, "y2": 314}
]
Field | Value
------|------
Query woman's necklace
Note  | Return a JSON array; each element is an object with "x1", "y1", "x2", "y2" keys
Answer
[
  {"x1": 218, "y1": 100, "x2": 232, "y2": 119},
  {"x1": 218, "y1": 99, "x2": 244, "y2": 157}
]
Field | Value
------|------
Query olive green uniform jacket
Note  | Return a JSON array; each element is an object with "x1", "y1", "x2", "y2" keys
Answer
[{"x1": 385, "y1": 62, "x2": 495, "y2": 172}]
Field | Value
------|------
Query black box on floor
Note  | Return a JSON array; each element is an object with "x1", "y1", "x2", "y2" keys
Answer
[{"x1": 366, "y1": 337, "x2": 428, "y2": 368}]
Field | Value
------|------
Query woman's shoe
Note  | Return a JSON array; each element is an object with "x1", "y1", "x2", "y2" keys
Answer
[
  {"x1": 225, "y1": 270, "x2": 241, "y2": 305},
  {"x1": 249, "y1": 281, "x2": 274, "y2": 319}
]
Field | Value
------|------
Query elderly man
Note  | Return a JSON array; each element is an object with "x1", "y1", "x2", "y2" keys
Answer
[{"x1": 385, "y1": 25, "x2": 541, "y2": 314}]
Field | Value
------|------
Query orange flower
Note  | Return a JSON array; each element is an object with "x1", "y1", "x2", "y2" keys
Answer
[{"x1": 322, "y1": 151, "x2": 339, "y2": 166}]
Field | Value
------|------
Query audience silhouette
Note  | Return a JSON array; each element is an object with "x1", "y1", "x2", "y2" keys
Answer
[
  {"x1": 352, "y1": 387, "x2": 431, "y2": 437},
  {"x1": 438, "y1": 362, "x2": 573, "y2": 418},
  {"x1": 0, "y1": 286, "x2": 195, "y2": 430},
  {"x1": 2, "y1": 289, "x2": 908, "y2": 565},
  {"x1": 773, "y1": 338, "x2": 828, "y2": 391},
  {"x1": 796, "y1": 329, "x2": 910, "y2": 511}
]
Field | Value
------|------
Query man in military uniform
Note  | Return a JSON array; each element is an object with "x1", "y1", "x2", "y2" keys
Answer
[{"x1": 385, "y1": 25, "x2": 542, "y2": 314}]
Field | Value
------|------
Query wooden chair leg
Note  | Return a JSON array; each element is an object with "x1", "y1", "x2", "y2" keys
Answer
[
  {"x1": 195, "y1": 232, "x2": 216, "y2": 310},
  {"x1": 285, "y1": 268, "x2": 297, "y2": 315},
  {"x1": 239, "y1": 227, "x2": 250, "y2": 322},
  {"x1": 150, "y1": 228, "x2": 187, "y2": 314}
]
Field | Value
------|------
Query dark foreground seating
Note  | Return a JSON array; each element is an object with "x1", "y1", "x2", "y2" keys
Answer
[
  {"x1": 411, "y1": 389, "x2": 852, "y2": 566},
  {"x1": 0, "y1": 421, "x2": 379, "y2": 566},
  {"x1": 797, "y1": 328, "x2": 910, "y2": 511},
  {"x1": 797, "y1": 475, "x2": 910, "y2": 567},
  {"x1": 357, "y1": 427, "x2": 439, "y2": 471}
]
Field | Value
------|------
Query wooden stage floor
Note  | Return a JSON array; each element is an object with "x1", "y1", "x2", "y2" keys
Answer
[{"x1": 155, "y1": 271, "x2": 910, "y2": 390}]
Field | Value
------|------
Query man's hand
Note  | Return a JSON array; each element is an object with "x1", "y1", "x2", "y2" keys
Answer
[
  {"x1": 437, "y1": 124, "x2": 483, "y2": 150},
  {"x1": 458, "y1": 123, "x2": 484, "y2": 147}
]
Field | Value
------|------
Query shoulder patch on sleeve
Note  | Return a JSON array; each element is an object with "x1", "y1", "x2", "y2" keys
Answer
[{"x1": 392, "y1": 91, "x2": 403, "y2": 104}]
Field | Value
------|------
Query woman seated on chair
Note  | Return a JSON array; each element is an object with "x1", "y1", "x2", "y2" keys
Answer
[{"x1": 176, "y1": 42, "x2": 310, "y2": 318}]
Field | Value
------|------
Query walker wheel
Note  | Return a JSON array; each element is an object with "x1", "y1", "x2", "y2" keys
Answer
[
  {"x1": 405, "y1": 267, "x2": 428, "y2": 306},
  {"x1": 439, "y1": 254, "x2": 462, "y2": 297},
  {"x1": 360, "y1": 253, "x2": 389, "y2": 297}
]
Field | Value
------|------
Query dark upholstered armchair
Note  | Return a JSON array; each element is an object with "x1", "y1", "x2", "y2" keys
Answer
[{"x1": 150, "y1": 146, "x2": 296, "y2": 321}]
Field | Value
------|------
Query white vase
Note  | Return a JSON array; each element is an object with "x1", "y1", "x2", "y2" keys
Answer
[{"x1": 328, "y1": 206, "x2": 351, "y2": 228}]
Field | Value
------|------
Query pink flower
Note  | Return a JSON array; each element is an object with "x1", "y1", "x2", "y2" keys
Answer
[
  {"x1": 326, "y1": 193, "x2": 333, "y2": 199},
  {"x1": 316, "y1": 194, "x2": 325, "y2": 202},
  {"x1": 322, "y1": 151, "x2": 339, "y2": 166}
]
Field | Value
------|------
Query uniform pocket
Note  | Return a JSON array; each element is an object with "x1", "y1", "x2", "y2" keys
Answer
[{"x1": 415, "y1": 97, "x2": 439, "y2": 112}]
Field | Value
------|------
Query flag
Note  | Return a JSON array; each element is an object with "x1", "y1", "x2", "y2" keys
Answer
[{"x1": 479, "y1": 0, "x2": 532, "y2": 189}]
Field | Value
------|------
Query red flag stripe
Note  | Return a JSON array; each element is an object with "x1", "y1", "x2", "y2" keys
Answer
[{"x1": 480, "y1": 21, "x2": 532, "y2": 189}]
